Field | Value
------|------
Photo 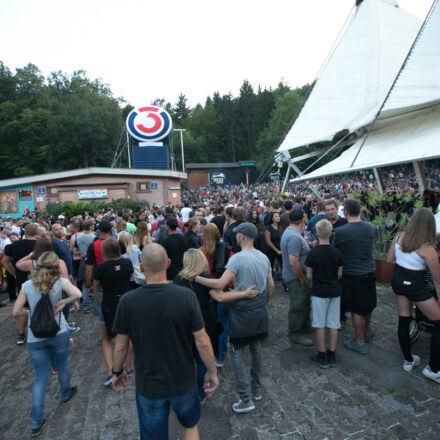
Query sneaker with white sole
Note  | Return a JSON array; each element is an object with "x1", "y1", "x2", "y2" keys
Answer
[
  {"x1": 252, "y1": 394, "x2": 262, "y2": 401},
  {"x1": 104, "y1": 375, "x2": 114, "y2": 387},
  {"x1": 422, "y1": 365, "x2": 440, "y2": 384},
  {"x1": 232, "y1": 399, "x2": 255, "y2": 413},
  {"x1": 403, "y1": 354, "x2": 420, "y2": 372},
  {"x1": 69, "y1": 326, "x2": 80, "y2": 334}
]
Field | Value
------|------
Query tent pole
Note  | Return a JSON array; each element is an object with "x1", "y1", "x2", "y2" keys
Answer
[
  {"x1": 281, "y1": 164, "x2": 291, "y2": 193},
  {"x1": 291, "y1": 163, "x2": 321, "y2": 198},
  {"x1": 413, "y1": 161, "x2": 426, "y2": 193},
  {"x1": 373, "y1": 167, "x2": 384, "y2": 194}
]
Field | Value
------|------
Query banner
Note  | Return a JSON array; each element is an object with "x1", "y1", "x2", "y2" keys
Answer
[{"x1": 77, "y1": 189, "x2": 108, "y2": 199}]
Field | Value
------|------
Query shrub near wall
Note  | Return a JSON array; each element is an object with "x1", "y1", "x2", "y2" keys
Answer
[{"x1": 45, "y1": 199, "x2": 149, "y2": 219}]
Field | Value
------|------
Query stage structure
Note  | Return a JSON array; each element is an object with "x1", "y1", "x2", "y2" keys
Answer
[
  {"x1": 273, "y1": 0, "x2": 440, "y2": 193},
  {"x1": 125, "y1": 106, "x2": 173, "y2": 170}
]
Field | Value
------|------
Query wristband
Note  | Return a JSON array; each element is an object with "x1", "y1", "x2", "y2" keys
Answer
[
  {"x1": 191, "y1": 275, "x2": 197, "y2": 282},
  {"x1": 111, "y1": 367, "x2": 124, "y2": 377}
]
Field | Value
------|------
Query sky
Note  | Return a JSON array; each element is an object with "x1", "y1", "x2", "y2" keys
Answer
[{"x1": 0, "y1": 0, "x2": 434, "y2": 108}]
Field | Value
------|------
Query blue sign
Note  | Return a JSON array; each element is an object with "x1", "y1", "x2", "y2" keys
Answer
[
  {"x1": 38, "y1": 187, "x2": 46, "y2": 195},
  {"x1": 151, "y1": 183, "x2": 158, "y2": 190}
]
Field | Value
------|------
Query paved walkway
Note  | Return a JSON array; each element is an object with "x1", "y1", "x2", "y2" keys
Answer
[{"x1": 0, "y1": 283, "x2": 439, "y2": 439}]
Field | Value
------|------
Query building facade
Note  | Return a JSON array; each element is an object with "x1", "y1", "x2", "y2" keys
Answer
[{"x1": 0, "y1": 167, "x2": 186, "y2": 218}]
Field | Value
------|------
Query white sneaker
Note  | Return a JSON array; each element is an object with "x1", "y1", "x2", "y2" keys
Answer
[
  {"x1": 422, "y1": 365, "x2": 440, "y2": 384},
  {"x1": 232, "y1": 399, "x2": 255, "y2": 413},
  {"x1": 403, "y1": 354, "x2": 420, "y2": 372}
]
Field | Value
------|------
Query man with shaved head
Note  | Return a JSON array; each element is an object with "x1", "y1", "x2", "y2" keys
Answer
[{"x1": 111, "y1": 243, "x2": 218, "y2": 440}]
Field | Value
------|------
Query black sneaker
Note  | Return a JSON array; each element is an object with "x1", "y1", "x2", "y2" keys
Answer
[
  {"x1": 327, "y1": 350, "x2": 337, "y2": 367},
  {"x1": 311, "y1": 353, "x2": 329, "y2": 369},
  {"x1": 17, "y1": 333, "x2": 26, "y2": 345},
  {"x1": 62, "y1": 386, "x2": 77, "y2": 403},
  {"x1": 32, "y1": 419, "x2": 46, "y2": 437}
]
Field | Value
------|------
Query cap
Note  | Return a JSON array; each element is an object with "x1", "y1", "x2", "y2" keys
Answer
[
  {"x1": 233, "y1": 222, "x2": 258, "y2": 239},
  {"x1": 58, "y1": 215, "x2": 65, "y2": 219},
  {"x1": 289, "y1": 208, "x2": 304, "y2": 222},
  {"x1": 10, "y1": 232, "x2": 20, "y2": 237},
  {"x1": 98, "y1": 220, "x2": 112, "y2": 233}
]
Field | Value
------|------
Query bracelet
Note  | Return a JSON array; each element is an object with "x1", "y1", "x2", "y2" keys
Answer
[
  {"x1": 111, "y1": 367, "x2": 124, "y2": 377},
  {"x1": 191, "y1": 275, "x2": 197, "y2": 282}
]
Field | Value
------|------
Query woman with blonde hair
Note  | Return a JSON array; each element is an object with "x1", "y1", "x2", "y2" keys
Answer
[
  {"x1": 12, "y1": 251, "x2": 82, "y2": 437},
  {"x1": 174, "y1": 248, "x2": 257, "y2": 401},
  {"x1": 119, "y1": 231, "x2": 141, "y2": 288},
  {"x1": 133, "y1": 220, "x2": 153, "y2": 251},
  {"x1": 115, "y1": 218, "x2": 126, "y2": 236},
  {"x1": 387, "y1": 207, "x2": 440, "y2": 383}
]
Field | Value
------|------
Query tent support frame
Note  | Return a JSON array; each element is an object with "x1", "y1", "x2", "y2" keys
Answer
[
  {"x1": 373, "y1": 167, "x2": 384, "y2": 194},
  {"x1": 413, "y1": 161, "x2": 426, "y2": 192}
]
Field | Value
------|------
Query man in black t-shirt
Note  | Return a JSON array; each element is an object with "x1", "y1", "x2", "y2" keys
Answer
[
  {"x1": 162, "y1": 216, "x2": 189, "y2": 280},
  {"x1": 325, "y1": 200, "x2": 347, "y2": 232},
  {"x1": 223, "y1": 207, "x2": 245, "y2": 254},
  {"x1": 2, "y1": 223, "x2": 38, "y2": 344},
  {"x1": 210, "y1": 206, "x2": 226, "y2": 236},
  {"x1": 111, "y1": 243, "x2": 218, "y2": 439}
]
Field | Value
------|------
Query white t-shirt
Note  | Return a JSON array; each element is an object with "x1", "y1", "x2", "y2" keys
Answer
[
  {"x1": 337, "y1": 205, "x2": 345, "y2": 219},
  {"x1": 180, "y1": 207, "x2": 192, "y2": 223}
]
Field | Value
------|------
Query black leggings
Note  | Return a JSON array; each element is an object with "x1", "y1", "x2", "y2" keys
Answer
[
  {"x1": 266, "y1": 249, "x2": 282, "y2": 272},
  {"x1": 398, "y1": 315, "x2": 440, "y2": 372}
]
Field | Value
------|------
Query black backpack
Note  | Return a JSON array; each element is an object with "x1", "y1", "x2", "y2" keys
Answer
[{"x1": 30, "y1": 284, "x2": 60, "y2": 338}]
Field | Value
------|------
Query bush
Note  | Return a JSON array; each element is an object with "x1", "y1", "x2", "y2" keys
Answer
[{"x1": 45, "y1": 199, "x2": 149, "y2": 219}]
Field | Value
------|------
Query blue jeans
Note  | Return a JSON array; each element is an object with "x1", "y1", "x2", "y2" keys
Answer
[
  {"x1": 136, "y1": 385, "x2": 200, "y2": 440},
  {"x1": 216, "y1": 302, "x2": 229, "y2": 362},
  {"x1": 82, "y1": 281, "x2": 91, "y2": 311},
  {"x1": 27, "y1": 331, "x2": 71, "y2": 429}
]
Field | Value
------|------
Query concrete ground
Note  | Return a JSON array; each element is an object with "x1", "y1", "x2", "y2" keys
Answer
[{"x1": 0, "y1": 283, "x2": 439, "y2": 440}]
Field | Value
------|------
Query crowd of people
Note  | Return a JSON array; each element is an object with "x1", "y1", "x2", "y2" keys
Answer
[{"x1": 1, "y1": 180, "x2": 439, "y2": 439}]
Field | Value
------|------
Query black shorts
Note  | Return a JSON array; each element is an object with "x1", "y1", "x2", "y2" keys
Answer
[
  {"x1": 391, "y1": 265, "x2": 432, "y2": 302},
  {"x1": 342, "y1": 273, "x2": 377, "y2": 316}
]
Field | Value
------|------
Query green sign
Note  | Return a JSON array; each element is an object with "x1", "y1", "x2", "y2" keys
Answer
[{"x1": 240, "y1": 162, "x2": 255, "y2": 167}]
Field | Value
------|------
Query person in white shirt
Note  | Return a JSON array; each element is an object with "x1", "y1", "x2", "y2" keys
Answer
[{"x1": 180, "y1": 202, "x2": 192, "y2": 223}]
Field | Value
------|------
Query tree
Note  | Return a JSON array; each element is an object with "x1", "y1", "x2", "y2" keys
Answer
[
  {"x1": 174, "y1": 93, "x2": 191, "y2": 125},
  {"x1": 255, "y1": 90, "x2": 305, "y2": 164},
  {"x1": 47, "y1": 71, "x2": 123, "y2": 169}
]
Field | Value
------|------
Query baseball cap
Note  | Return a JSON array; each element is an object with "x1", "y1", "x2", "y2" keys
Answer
[
  {"x1": 10, "y1": 232, "x2": 20, "y2": 237},
  {"x1": 98, "y1": 220, "x2": 112, "y2": 233},
  {"x1": 233, "y1": 222, "x2": 258, "y2": 239},
  {"x1": 289, "y1": 208, "x2": 304, "y2": 222}
]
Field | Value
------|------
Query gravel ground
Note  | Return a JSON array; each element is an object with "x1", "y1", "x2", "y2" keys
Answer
[{"x1": 0, "y1": 283, "x2": 439, "y2": 440}]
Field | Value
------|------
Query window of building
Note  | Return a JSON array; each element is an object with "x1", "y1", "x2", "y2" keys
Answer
[{"x1": 136, "y1": 181, "x2": 151, "y2": 192}]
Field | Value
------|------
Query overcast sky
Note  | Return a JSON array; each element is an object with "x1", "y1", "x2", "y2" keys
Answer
[{"x1": 0, "y1": 0, "x2": 433, "y2": 108}]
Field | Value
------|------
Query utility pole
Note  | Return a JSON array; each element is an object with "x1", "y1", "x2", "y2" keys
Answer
[
  {"x1": 173, "y1": 129, "x2": 186, "y2": 171},
  {"x1": 126, "y1": 129, "x2": 131, "y2": 168}
]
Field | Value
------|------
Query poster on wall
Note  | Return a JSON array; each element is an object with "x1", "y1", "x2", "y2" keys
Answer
[{"x1": 0, "y1": 191, "x2": 19, "y2": 214}]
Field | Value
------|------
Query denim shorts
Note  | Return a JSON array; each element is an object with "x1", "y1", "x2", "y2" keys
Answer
[
  {"x1": 136, "y1": 385, "x2": 200, "y2": 439},
  {"x1": 99, "y1": 307, "x2": 105, "y2": 325}
]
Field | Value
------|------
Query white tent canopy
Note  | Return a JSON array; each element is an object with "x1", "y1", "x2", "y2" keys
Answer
[
  {"x1": 382, "y1": 0, "x2": 440, "y2": 114},
  {"x1": 290, "y1": 103, "x2": 440, "y2": 182},
  {"x1": 276, "y1": 0, "x2": 421, "y2": 154},
  {"x1": 290, "y1": 0, "x2": 440, "y2": 183}
]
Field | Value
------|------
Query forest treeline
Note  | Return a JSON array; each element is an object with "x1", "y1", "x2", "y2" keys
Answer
[{"x1": 0, "y1": 61, "x2": 312, "y2": 179}]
